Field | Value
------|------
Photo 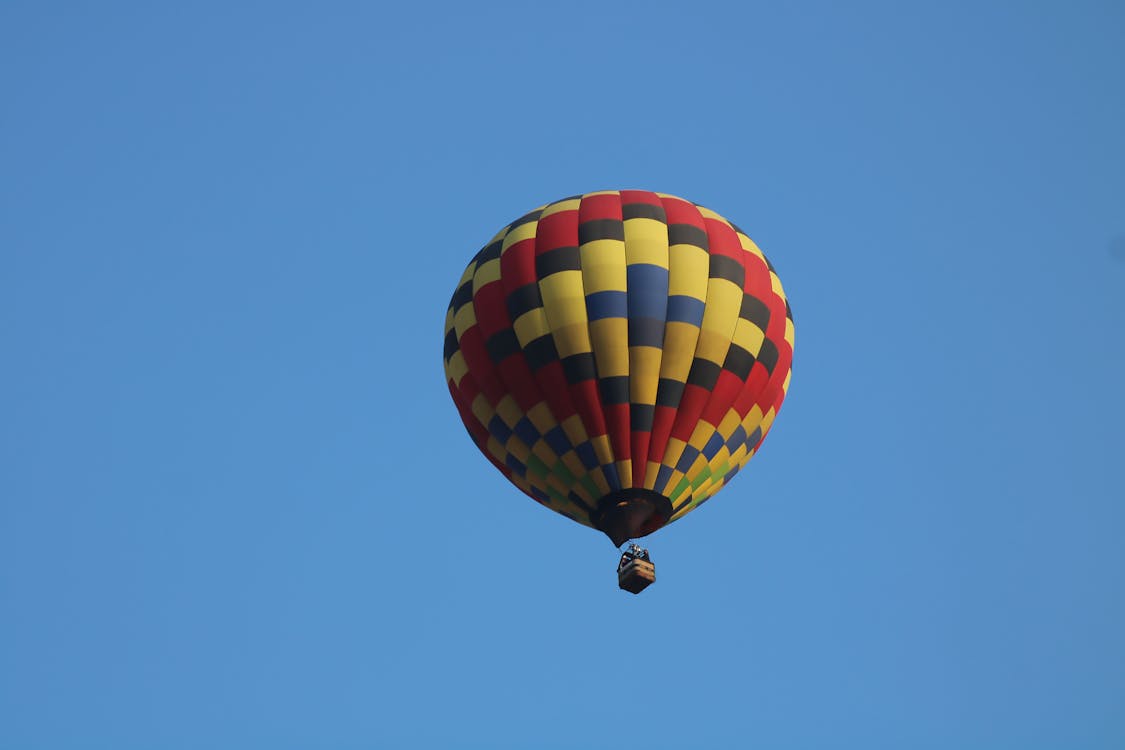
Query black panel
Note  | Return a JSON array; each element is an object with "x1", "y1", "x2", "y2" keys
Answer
[
  {"x1": 598, "y1": 376, "x2": 630, "y2": 405},
  {"x1": 451, "y1": 280, "x2": 474, "y2": 311},
  {"x1": 561, "y1": 352, "x2": 597, "y2": 383},
  {"x1": 523, "y1": 334, "x2": 559, "y2": 371},
  {"x1": 508, "y1": 209, "x2": 543, "y2": 231},
  {"x1": 578, "y1": 219, "x2": 625, "y2": 245},
  {"x1": 443, "y1": 329, "x2": 459, "y2": 362},
  {"x1": 667, "y1": 223, "x2": 708, "y2": 250},
  {"x1": 485, "y1": 329, "x2": 520, "y2": 364},
  {"x1": 757, "y1": 338, "x2": 780, "y2": 375},
  {"x1": 627, "y1": 317, "x2": 665, "y2": 348},
  {"x1": 505, "y1": 283, "x2": 542, "y2": 320},
  {"x1": 622, "y1": 202, "x2": 667, "y2": 223},
  {"x1": 709, "y1": 254, "x2": 745, "y2": 286},
  {"x1": 655, "y1": 378, "x2": 686, "y2": 408},
  {"x1": 477, "y1": 239, "x2": 502, "y2": 264},
  {"x1": 722, "y1": 344, "x2": 756, "y2": 380},
  {"x1": 630, "y1": 404, "x2": 655, "y2": 432},
  {"x1": 686, "y1": 358, "x2": 722, "y2": 390},
  {"x1": 535, "y1": 246, "x2": 581, "y2": 277},
  {"x1": 739, "y1": 294, "x2": 771, "y2": 330}
]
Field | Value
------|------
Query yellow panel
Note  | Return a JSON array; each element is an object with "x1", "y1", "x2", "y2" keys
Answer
[
  {"x1": 659, "y1": 321, "x2": 700, "y2": 379},
  {"x1": 667, "y1": 245, "x2": 709, "y2": 298},
  {"x1": 590, "y1": 434, "x2": 614, "y2": 469},
  {"x1": 732, "y1": 319, "x2": 766, "y2": 357},
  {"x1": 531, "y1": 440, "x2": 559, "y2": 467},
  {"x1": 506, "y1": 437, "x2": 531, "y2": 463},
  {"x1": 513, "y1": 309, "x2": 551, "y2": 346},
  {"x1": 668, "y1": 474, "x2": 692, "y2": 505},
  {"x1": 560, "y1": 451, "x2": 585, "y2": 480},
  {"x1": 539, "y1": 271, "x2": 587, "y2": 327},
  {"x1": 715, "y1": 409, "x2": 742, "y2": 438},
  {"x1": 623, "y1": 220, "x2": 670, "y2": 267},
  {"x1": 470, "y1": 393, "x2": 494, "y2": 429},
  {"x1": 628, "y1": 345, "x2": 661, "y2": 402},
  {"x1": 502, "y1": 220, "x2": 537, "y2": 250},
  {"x1": 580, "y1": 242, "x2": 627, "y2": 293},
  {"x1": 445, "y1": 351, "x2": 468, "y2": 386},
  {"x1": 785, "y1": 318, "x2": 795, "y2": 349},
  {"x1": 740, "y1": 404, "x2": 766, "y2": 436},
  {"x1": 484, "y1": 436, "x2": 506, "y2": 463},
  {"x1": 663, "y1": 437, "x2": 686, "y2": 462},
  {"x1": 541, "y1": 198, "x2": 581, "y2": 217},
  {"x1": 688, "y1": 420, "x2": 717, "y2": 450},
  {"x1": 682, "y1": 453, "x2": 709, "y2": 481},
  {"x1": 552, "y1": 322, "x2": 593, "y2": 359},
  {"x1": 455, "y1": 264, "x2": 475, "y2": 289},
  {"x1": 760, "y1": 407, "x2": 777, "y2": 434},
  {"x1": 588, "y1": 465, "x2": 611, "y2": 497},
  {"x1": 526, "y1": 403, "x2": 556, "y2": 435},
  {"x1": 615, "y1": 458, "x2": 633, "y2": 490},
  {"x1": 737, "y1": 233, "x2": 767, "y2": 265},
  {"x1": 701, "y1": 279, "x2": 742, "y2": 330},
  {"x1": 453, "y1": 304, "x2": 477, "y2": 337},
  {"x1": 472, "y1": 258, "x2": 502, "y2": 290},
  {"x1": 694, "y1": 329, "x2": 731, "y2": 367},
  {"x1": 771, "y1": 271, "x2": 785, "y2": 297},
  {"x1": 560, "y1": 415, "x2": 593, "y2": 457},
  {"x1": 589, "y1": 318, "x2": 628, "y2": 376},
  {"x1": 495, "y1": 395, "x2": 523, "y2": 428},
  {"x1": 695, "y1": 279, "x2": 741, "y2": 363}
]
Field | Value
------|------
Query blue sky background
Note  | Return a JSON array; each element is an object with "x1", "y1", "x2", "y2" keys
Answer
[{"x1": 2, "y1": 2, "x2": 1123, "y2": 748}]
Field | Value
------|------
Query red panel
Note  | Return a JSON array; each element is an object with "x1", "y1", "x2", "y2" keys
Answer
[
  {"x1": 535, "y1": 205, "x2": 578, "y2": 254},
  {"x1": 619, "y1": 189, "x2": 662, "y2": 207},
  {"x1": 499, "y1": 236, "x2": 538, "y2": 288},
  {"x1": 701, "y1": 370, "x2": 743, "y2": 427},
  {"x1": 670, "y1": 385, "x2": 711, "y2": 442},
  {"x1": 458, "y1": 324, "x2": 506, "y2": 406},
  {"x1": 577, "y1": 192, "x2": 622, "y2": 222}
]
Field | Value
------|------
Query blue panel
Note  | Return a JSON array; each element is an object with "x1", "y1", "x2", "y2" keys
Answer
[
  {"x1": 585, "y1": 290, "x2": 628, "y2": 321},
  {"x1": 702, "y1": 432, "x2": 725, "y2": 460},
  {"x1": 746, "y1": 426, "x2": 763, "y2": 450},
  {"x1": 513, "y1": 416, "x2": 540, "y2": 447},
  {"x1": 575, "y1": 441, "x2": 599, "y2": 469},
  {"x1": 628, "y1": 317, "x2": 664, "y2": 348},
  {"x1": 488, "y1": 414, "x2": 512, "y2": 445},
  {"x1": 655, "y1": 464, "x2": 675, "y2": 492},
  {"x1": 666, "y1": 295, "x2": 706, "y2": 325},
  {"x1": 626, "y1": 264, "x2": 669, "y2": 320},
  {"x1": 505, "y1": 454, "x2": 527, "y2": 477},
  {"x1": 725, "y1": 425, "x2": 747, "y2": 452},
  {"x1": 601, "y1": 461, "x2": 622, "y2": 491},
  {"x1": 544, "y1": 425, "x2": 571, "y2": 456},
  {"x1": 675, "y1": 445, "x2": 701, "y2": 473}
]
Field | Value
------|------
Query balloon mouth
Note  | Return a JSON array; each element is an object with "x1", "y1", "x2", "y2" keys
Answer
[{"x1": 591, "y1": 489, "x2": 674, "y2": 547}]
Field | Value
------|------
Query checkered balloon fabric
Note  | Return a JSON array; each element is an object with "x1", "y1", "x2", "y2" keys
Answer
[{"x1": 443, "y1": 191, "x2": 794, "y2": 536}]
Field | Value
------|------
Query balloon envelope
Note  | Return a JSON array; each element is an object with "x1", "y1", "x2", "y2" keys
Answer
[{"x1": 443, "y1": 190, "x2": 793, "y2": 545}]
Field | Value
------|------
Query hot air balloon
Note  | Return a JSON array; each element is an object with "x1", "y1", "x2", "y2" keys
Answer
[{"x1": 443, "y1": 190, "x2": 793, "y2": 592}]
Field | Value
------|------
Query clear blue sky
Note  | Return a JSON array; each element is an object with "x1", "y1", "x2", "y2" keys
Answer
[{"x1": 2, "y1": 2, "x2": 1123, "y2": 748}]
